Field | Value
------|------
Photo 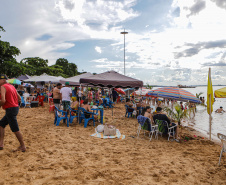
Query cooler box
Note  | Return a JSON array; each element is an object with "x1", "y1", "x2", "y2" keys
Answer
[{"x1": 31, "y1": 101, "x2": 39, "y2": 108}]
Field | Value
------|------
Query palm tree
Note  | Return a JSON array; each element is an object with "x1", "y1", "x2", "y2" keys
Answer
[
  {"x1": 164, "y1": 103, "x2": 188, "y2": 125},
  {"x1": 196, "y1": 92, "x2": 203, "y2": 99},
  {"x1": 164, "y1": 103, "x2": 188, "y2": 137}
]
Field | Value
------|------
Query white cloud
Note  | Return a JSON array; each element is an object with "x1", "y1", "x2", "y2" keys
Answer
[
  {"x1": 95, "y1": 46, "x2": 102, "y2": 53},
  {"x1": 1, "y1": 0, "x2": 226, "y2": 85}
]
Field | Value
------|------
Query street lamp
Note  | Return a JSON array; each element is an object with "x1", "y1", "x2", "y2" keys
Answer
[{"x1": 120, "y1": 29, "x2": 128, "y2": 75}]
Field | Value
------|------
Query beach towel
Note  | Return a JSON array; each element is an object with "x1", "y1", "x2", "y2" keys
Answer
[
  {"x1": 137, "y1": 115, "x2": 148, "y2": 126},
  {"x1": 91, "y1": 129, "x2": 125, "y2": 139}
]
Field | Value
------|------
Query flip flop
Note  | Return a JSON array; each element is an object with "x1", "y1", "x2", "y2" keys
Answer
[{"x1": 0, "y1": 147, "x2": 3, "y2": 150}]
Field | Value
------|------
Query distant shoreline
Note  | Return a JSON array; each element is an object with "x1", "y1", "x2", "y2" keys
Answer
[{"x1": 149, "y1": 85, "x2": 226, "y2": 87}]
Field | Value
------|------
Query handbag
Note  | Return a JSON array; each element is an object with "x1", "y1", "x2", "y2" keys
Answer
[{"x1": 104, "y1": 124, "x2": 116, "y2": 136}]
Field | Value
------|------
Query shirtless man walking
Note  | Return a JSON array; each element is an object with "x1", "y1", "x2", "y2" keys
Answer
[
  {"x1": 0, "y1": 74, "x2": 26, "y2": 152},
  {"x1": 53, "y1": 83, "x2": 62, "y2": 110}
]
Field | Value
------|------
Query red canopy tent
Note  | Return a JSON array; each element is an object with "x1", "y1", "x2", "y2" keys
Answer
[{"x1": 80, "y1": 70, "x2": 143, "y2": 88}]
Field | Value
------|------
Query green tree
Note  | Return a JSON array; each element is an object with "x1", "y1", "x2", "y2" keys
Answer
[
  {"x1": 20, "y1": 57, "x2": 49, "y2": 76},
  {"x1": 55, "y1": 58, "x2": 78, "y2": 77},
  {"x1": 0, "y1": 26, "x2": 22, "y2": 77}
]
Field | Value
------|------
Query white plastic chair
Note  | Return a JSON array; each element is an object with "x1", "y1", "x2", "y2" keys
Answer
[
  {"x1": 155, "y1": 119, "x2": 177, "y2": 141},
  {"x1": 23, "y1": 95, "x2": 31, "y2": 108},
  {"x1": 217, "y1": 133, "x2": 226, "y2": 166}
]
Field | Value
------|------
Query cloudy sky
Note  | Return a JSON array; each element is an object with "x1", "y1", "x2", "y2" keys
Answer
[{"x1": 1, "y1": 0, "x2": 226, "y2": 86}]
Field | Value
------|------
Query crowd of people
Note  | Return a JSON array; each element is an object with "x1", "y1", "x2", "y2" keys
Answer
[{"x1": 1, "y1": 73, "x2": 224, "y2": 152}]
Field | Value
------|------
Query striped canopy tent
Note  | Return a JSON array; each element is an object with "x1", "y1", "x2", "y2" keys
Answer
[
  {"x1": 214, "y1": 87, "x2": 226, "y2": 98},
  {"x1": 147, "y1": 87, "x2": 201, "y2": 103}
]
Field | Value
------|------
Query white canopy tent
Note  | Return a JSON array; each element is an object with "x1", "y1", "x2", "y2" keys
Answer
[
  {"x1": 24, "y1": 73, "x2": 64, "y2": 83},
  {"x1": 60, "y1": 72, "x2": 93, "y2": 85}
]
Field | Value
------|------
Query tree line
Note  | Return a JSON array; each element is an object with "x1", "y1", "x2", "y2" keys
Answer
[{"x1": 0, "y1": 26, "x2": 80, "y2": 78}]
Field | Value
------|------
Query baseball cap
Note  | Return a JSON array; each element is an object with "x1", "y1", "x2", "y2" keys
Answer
[
  {"x1": 65, "y1": 82, "x2": 70, "y2": 85},
  {"x1": 0, "y1": 74, "x2": 8, "y2": 79}
]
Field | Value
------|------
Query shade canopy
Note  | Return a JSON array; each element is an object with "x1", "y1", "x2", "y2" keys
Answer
[
  {"x1": 17, "y1": 74, "x2": 31, "y2": 81},
  {"x1": 60, "y1": 72, "x2": 93, "y2": 85},
  {"x1": 24, "y1": 73, "x2": 64, "y2": 83},
  {"x1": 147, "y1": 87, "x2": 201, "y2": 103},
  {"x1": 80, "y1": 70, "x2": 143, "y2": 88},
  {"x1": 214, "y1": 87, "x2": 226, "y2": 98}
]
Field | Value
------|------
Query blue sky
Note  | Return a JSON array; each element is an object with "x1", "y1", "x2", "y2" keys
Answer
[{"x1": 1, "y1": 0, "x2": 226, "y2": 86}]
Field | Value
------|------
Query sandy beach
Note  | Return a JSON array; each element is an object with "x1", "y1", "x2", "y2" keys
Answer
[{"x1": 0, "y1": 103, "x2": 226, "y2": 185}]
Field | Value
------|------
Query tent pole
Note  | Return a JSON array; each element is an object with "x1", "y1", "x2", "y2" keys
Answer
[
  {"x1": 48, "y1": 82, "x2": 50, "y2": 104},
  {"x1": 209, "y1": 94, "x2": 212, "y2": 140}
]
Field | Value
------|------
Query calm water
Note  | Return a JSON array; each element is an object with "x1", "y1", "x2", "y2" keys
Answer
[{"x1": 152, "y1": 86, "x2": 226, "y2": 141}]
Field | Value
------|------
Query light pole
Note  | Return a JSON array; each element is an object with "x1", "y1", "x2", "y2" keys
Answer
[{"x1": 120, "y1": 29, "x2": 128, "y2": 75}]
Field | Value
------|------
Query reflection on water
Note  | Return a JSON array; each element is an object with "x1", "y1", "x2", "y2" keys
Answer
[{"x1": 153, "y1": 86, "x2": 226, "y2": 140}]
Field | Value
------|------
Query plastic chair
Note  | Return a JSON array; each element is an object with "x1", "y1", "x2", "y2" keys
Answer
[
  {"x1": 155, "y1": 119, "x2": 177, "y2": 141},
  {"x1": 137, "y1": 115, "x2": 156, "y2": 141},
  {"x1": 54, "y1": 106, "x2": 69, "y2": 127},
  {"x1": 104, "y1": 98, "x2": 114, "y2": 108},
  {"x1": 49, "y1": 98, "x2": 55, "y2": 112},
  {"x1": 125, "y1": 105, "x2": 134, "y2": 118},
  {"x1": 78, "y1": 107, "x2": 97, "y2": 128},
  {"x1": 217, "y1": 133, "x2": 226, "y2": 166},
  {"x1": 23, "y1": 95, "x2": 31, "y2": 108},
  {"x1": 69, "y1": 107, "x2": 78, "y2": 123},
  {"x1": 38, "y1": 95, "x2": 45, "y2": 106}
]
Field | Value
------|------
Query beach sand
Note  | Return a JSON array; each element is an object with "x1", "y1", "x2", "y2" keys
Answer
[{"x1": 0, "y1": 103, "x2": 225, "y2": 185}]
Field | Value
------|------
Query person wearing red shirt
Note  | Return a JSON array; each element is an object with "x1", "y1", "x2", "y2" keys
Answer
[{"x1": 0, "y1": 74, "x2": 26, "y2": 152}]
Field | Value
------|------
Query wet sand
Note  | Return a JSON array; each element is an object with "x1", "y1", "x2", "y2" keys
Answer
[{"x1": 0, "y1": 103, "x2": 225, "y2": 184}]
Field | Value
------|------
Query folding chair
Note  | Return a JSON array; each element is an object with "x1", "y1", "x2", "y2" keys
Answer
[{"x1": 217, "y1": 133, "x2": 226, "y2": 166}]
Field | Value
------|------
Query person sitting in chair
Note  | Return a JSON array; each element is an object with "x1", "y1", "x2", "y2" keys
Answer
[
  {"x1": 125, "y1": 98, "x2": 133, "y2": 107},
  {"x1": 71, "y1": 98, "x2": 79, "y2": 111},
  {"x1": 153, "y1": 107, "x2": 177, "y2": 137},
  {"x1": 81, "y1": 99, "x2": 98, "y2": 119},
  {"x1": 142, "y1": 106, "x2": 153, "y2": 124}
]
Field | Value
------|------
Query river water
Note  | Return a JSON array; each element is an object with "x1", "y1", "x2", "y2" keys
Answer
[{"x1": 152, "y1": 86, "x2": 226, "y2": 141}]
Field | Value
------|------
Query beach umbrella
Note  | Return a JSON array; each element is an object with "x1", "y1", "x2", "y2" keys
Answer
[
  {"x1": 115, "y1": 88, "x2": 125, "y2": 95},
  {"x1": 132, "y1": 88, "x2": 150, "y2": 96},
  {"x1": 207, "y1": 68, "x2": 214, "y2": 140},
  {"x1": 214, "y1": 87, "x2": 226, "y2": 98},
  {"x1": 8, "y1": 78, "x2": 21, "y2": 85},
  {"x1": 146, "y1": 87, "x2": 201, "y2": 103},
  {"x1": 23, "y1": 83, "x2": 34, "y2": 88}
]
